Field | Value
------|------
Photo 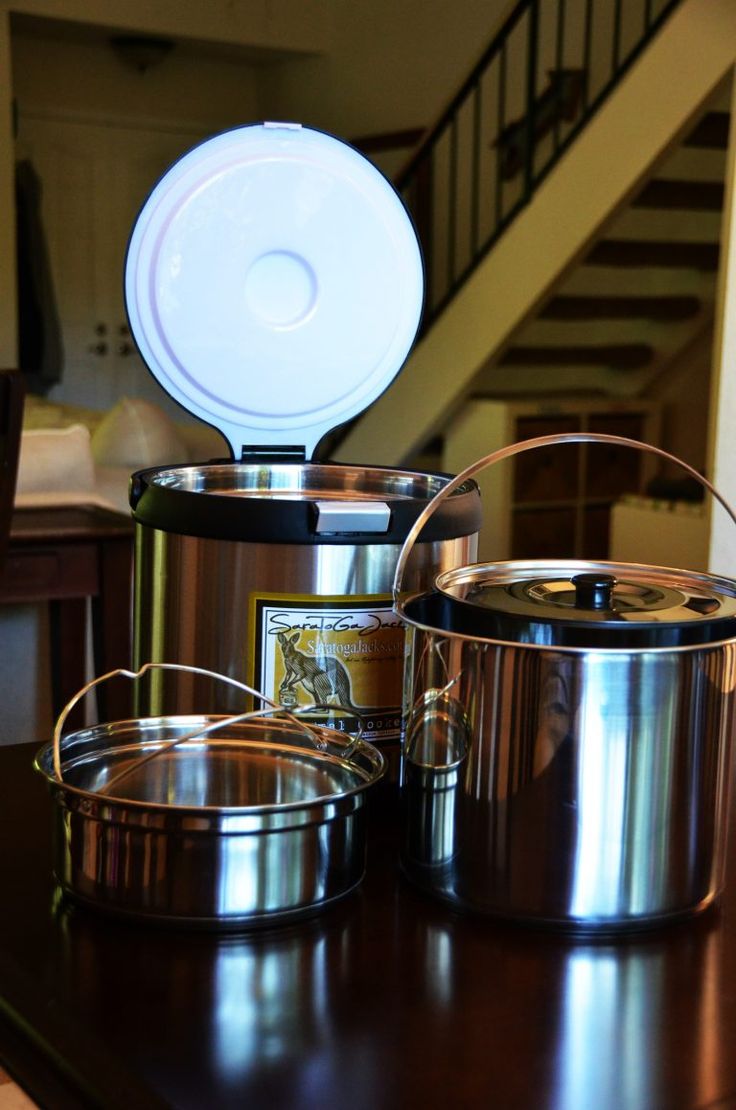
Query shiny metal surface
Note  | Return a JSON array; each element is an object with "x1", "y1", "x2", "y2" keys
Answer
[
  {"x1": 313, "y1": 500, "x2": 391, "y2": 533},
  {"x1": 133, "y1": 528, "x2": 473, "y2": 718},
  {"x1": 395, "y1": 435, "x2": 736, "y2": 930},
  {"x1": 147, "y1": 462, "x2": 451, "y2": 500},
  {"x1": 400, "y1": 620, "x2": 736, "y2": 930},
  {"x1": 437, "y1": 559, "x2": 736, "y2": 627},
  {"x1": 35, "y1": 714, "x2": 385, "y2": 928}
]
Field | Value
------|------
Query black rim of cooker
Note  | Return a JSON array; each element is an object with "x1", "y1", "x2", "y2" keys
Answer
[{"x1": 129, "y1": 464, "x2": 482, "y2": 544}]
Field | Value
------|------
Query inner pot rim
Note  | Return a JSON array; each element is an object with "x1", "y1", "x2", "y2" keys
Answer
[{"x1": 34, "y1": 727, "x2": 385, "y2": 816}]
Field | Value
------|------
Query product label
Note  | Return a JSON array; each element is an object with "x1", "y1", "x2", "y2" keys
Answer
[{"x1": 249, "y1": 593, "x2": 406, "y2": 741}]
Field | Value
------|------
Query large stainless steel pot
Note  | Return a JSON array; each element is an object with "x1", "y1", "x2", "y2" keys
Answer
[
  {"x1": 394, "y1": 434, "x2": 736, "y2": 933},
  {"x1": 35, "y1": 665, "x2": 385, "y2": 929}
]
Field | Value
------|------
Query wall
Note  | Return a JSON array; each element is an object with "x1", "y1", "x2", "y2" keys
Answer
[
  {"x1": 0, "y1": 11, "x2": 16, "y2": 368},
  {"x1": 708, "y1": 76, "x2": 736, "y2": 576},
  {"x1": 12, "y1": 32, "x2": 261, "y2": 132},
  {"x1": 258, "y1": 0, "x2": 512, "y2": 142},
  {"x1": 2, "y1": 0, "x2": 330, "y2": 56}
]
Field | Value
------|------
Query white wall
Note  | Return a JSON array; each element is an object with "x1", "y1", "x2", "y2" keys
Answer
[
  {"x1": 2, "y1": 0, "x2": 330, "y2": 56},
  {"x1": 708, "y1": 76, "x2": 736, "y2": 576},
  {"x1": 0, "y1": 10, "x2": 17, "y2": 367},
  {"x1": 12, "y1": 32, "x2": 261, "y2": 132},
  {"x1": 258, "y1": 0, "x2": 512, "y2": 140}
]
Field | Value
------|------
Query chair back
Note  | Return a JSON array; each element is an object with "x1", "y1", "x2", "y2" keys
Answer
[{"x1": 0, "y1": 370, "x2": 25, "y2": 571}]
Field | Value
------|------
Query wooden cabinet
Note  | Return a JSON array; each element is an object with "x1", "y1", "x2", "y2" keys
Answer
[{"x1": 442, "y1": 398, "x2": 660, "y2": 561}]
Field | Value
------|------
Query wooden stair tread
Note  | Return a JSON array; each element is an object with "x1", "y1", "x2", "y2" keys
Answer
[
  {"x1": 684, "y1": 111, "x2": 731, "y2": 150},
  {"x1": 540, "y1": 295, "x2": 701, "y2": 320},
  {"x1": 500, "y1": 344, "x2": 653, "y2": 370},
  {"x1": 585, "y1": 240, "x2": 719, "y2": 270},
  {"x1": 632, "y1": 178, "x2": 724, "y2": 211}
]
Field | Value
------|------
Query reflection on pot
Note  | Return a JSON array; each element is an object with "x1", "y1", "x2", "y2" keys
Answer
[
  {"x1": 399, "y1": 621, "x2": 736, "y2": 930},
  {"x1": 403, "y1": 684, "x2": 470, "y2": 867}
]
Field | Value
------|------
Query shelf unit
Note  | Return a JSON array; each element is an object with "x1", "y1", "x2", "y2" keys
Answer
[{"x1": 442, "y1": 398, "x2": 661, "y2": 561}]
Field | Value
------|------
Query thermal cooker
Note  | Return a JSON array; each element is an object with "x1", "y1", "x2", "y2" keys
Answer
[{"x1": 123, "y1": 123, "x2": 480, "y2": 768}]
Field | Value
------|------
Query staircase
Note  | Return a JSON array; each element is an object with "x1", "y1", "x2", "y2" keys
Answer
[
  {"x1": 476, "y1": 106, "x2": 726, "y2": 401},
  {"x1": 333, "y1": 0, "x2": 736, "y2": 473}
]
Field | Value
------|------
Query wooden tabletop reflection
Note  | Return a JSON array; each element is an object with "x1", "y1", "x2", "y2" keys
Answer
[{"x1": 0, "y1": 742, "x2": 735, "y2": 1109}]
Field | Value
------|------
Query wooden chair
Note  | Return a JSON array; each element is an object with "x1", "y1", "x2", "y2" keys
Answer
[{"x1": 0, "y1": 370, "x2": 25, "y2": 572}]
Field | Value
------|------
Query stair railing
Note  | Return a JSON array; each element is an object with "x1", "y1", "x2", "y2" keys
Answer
[{"x1": 396, "y1": 0, "x2": 683, "y2": 330}]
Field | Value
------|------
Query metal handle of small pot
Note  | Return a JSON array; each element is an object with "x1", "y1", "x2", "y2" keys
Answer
[
  {"x1": 393, "y1": 432, "x2": 736, "y2": 599},
  {"x1": 52, "y1": 662, "x2": 350, "y2": 783}
]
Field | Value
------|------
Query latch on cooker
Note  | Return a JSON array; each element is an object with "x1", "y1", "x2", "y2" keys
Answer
[{"x1": 312, "y1": 501, "x2": 391, "y2": 535}]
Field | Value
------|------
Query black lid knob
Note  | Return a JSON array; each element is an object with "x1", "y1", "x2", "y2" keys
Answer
[{"x1": 572, "y1": 573, "x2": 617, "y2": 611}]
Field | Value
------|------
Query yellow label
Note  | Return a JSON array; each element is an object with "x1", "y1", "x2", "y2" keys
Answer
[{"x1": 249, "y1": 592, "x2": 405, "y2": 740}]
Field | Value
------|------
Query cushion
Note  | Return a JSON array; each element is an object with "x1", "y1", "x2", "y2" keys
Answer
[
  {"x1": 22, "y1": 394, "x2": 106, "y2": 434},
  {"x1": 16, "y1": 424, "x2": 96, "y2": 495},
  {"x1": 91, "y1": 397, "x2": 187, "y2": 469}
]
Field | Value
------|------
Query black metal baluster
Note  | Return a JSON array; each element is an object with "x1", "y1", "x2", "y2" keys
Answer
[
  {"x1": 471, "y1": 81, "x2": 481, "y2": 256},
  {"x1": 583, "y1": 0, "x2": 594, "y2": 109},
  {"x1": 448, "y1": 118, "x2": 458, "y2": 298},
  {"x1": 553, "y1": 0, "x2": 566, "y2": 153},
  {"x1": 612, "y1": 0, "x2": 622, "y2": 73},
  {"x1": 523, "y1": 0, "x2": 540, "y2": 198},
  {"x1": 414, "y1": 150, "x2": 434, "y2": 311},
  {"x1": 495, "y1": 44, "x2": 507, "y2": 230}
]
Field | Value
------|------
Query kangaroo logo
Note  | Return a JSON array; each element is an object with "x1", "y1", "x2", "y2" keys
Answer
[{"x1": 277, "y1": 631, "x2": 357, "y2": 710}]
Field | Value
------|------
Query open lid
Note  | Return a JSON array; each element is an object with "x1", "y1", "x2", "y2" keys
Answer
[{"x1": 124, "y1": 122, "x2": 424, "y2": 460}]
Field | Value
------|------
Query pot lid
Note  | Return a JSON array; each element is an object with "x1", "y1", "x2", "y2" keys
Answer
[
  {"x1": 124, "y1": 122, "x2": 424, "y2": 460},
  {"x1": 434, "y1": 560, "x2": 736, "y2": 647}
]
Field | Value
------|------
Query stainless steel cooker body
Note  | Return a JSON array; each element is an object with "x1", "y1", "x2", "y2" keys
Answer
[
  {"x1": 134, "y1": 528, "x2": 471, "y2": 708},
  {"x1": 131, "y1": 463, "x2": 480, "y2": 772},
  {"x1": 401, "y1": 609, "x2": 736, "y2": 931}
]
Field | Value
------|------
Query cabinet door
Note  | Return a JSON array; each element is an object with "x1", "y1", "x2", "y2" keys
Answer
[
  {"x1": 513, "y1": 415, "x2": 581, "y2": 503},
  {"x1": 584, "y1": 412, "x2": 646, "y2": 498},
  {"x1": 512, "y1": 507, "x2": 577, "y2": 559},
  {"x1": 18, "y1": 116, "x2": 203, "y2": 418}
]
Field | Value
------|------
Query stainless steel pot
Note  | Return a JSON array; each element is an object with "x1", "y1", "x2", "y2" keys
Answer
[
  {"x1": 394, "y1": 434, "x2": 736, "y2": 933},
  {"x1": 35, "y1": 664, "x2": 385, "y2": 929}
]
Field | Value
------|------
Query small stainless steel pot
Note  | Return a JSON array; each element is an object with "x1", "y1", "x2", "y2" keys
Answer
[
  {"x1": 394, "y1": 434, "x2": 736, "y2": 933},
  {"x1": 35, "y1": 665, "x2": 385, "y2": 929}
]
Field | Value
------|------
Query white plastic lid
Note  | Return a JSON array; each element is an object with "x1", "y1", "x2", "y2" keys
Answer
[{"x1": 125, "y1": 122, "x2": 424, "y2": 459}]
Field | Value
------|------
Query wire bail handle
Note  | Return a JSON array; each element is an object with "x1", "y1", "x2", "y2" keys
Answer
[
  {"x1": 52, "y1": 662, "x2": 364, "y2": 783},
  {"x1": 392, "y1": 432, "x2": 736, "y2": 600}
]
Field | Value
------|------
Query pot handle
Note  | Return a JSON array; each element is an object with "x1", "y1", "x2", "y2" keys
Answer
[
  {"x1": 51, "y1": 662, "x2": 361, "y2": 783},
  {"x1": 393, "y1": 432, "x2": 736, "y2": 598}
]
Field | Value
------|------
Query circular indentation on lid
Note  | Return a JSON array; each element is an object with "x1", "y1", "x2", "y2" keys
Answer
[{"x1": 244, "y1": 249, "x2": 317, "y2": 328}]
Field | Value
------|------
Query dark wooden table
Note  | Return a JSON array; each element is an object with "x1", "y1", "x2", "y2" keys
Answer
[
  {"x1": 1, "y1": 741, "x2": 736, "y2": 1110},
  {"x1": 0, "y1": 505, "x2": 134, "y2": 724}
]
